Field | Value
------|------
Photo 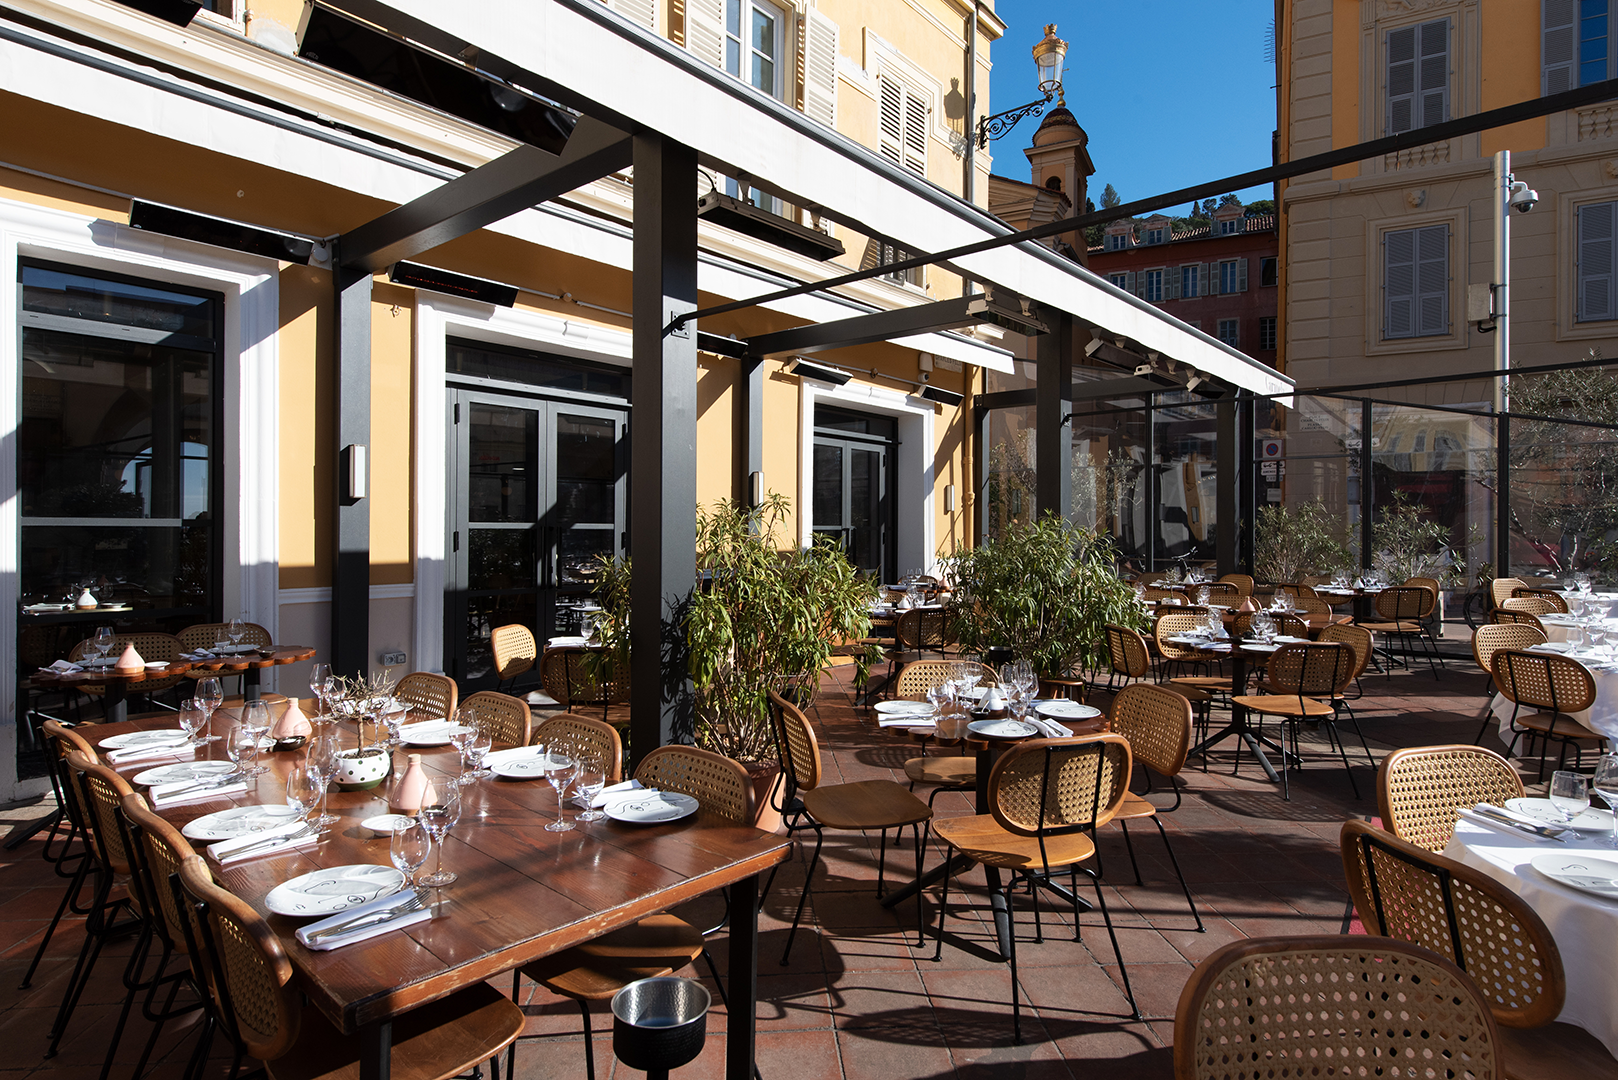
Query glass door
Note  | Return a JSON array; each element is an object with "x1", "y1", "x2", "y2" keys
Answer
[
  {"x1": 812, "y1": 436, "x2": 891, "y2": 579},
  {"x1": 445, "y1": 390, "x2": 626, "y2": 686}
]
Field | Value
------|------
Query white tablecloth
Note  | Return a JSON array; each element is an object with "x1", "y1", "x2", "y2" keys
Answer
[
  {"x1": 1490, "y1": 638, "x2": 1618, "y2": 748},
  {"x1": 1444, "y1": 820, "x2": 1618, "y2": 1055}
]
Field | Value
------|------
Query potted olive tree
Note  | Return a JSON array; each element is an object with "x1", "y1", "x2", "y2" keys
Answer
[
  {"x1": 941, "y1": 514, "x2": 1140, "y2": 684},
  {"x1": 1252, "y1": 502, "x2": 1354, "y2": 586}
]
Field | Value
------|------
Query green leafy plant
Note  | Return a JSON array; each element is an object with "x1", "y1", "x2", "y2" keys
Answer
[
  {"x1": 1253, "y1": 502, "x2": 1354, "y2": 584},
  {"x1": 686, "y1": 493, "x2": 878, "y2": 762},
  {"x1": 1371, "y1": 492, "x2": 1478, "y2": 588},
  {"x1": 581, "y1": 553, "x2": 632, "y2": 686},
  {"x1": 940, "y1": 513, "x2": 1141, "y2": 679}
]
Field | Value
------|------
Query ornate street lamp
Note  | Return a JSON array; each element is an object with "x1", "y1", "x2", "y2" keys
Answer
[{"x1": 975, "y1": 24, "x2": 1069, "y2": 149}]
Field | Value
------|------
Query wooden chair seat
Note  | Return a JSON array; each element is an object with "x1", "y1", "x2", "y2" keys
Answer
[
  {"x1": 519, "y1": 914, "x2": 703, "y2": 1001},
  {"x1": 932, "y1": 812, "x2": 1097, "y2": 870},
  {"x1": 1498, "y1": 1022, "x2": 1618, "y2": 1080},
  {"x1": 1229, "y1": 693, "x2": 1335, "y2": 718},
  {"x1": 1114, "y1": 791, "x2": 1159, "y2": 821},
  {"x1": 1358, "y1": 619, "x2": 1423, "y2": 634},
  {"x1": 802, "y1": 779, "x2": 932, "y2": 831},
  {"x1": 1164, "y1": 683, "x2": 1213, "y2": 703},
  {"x1": 1167, "y1": 676, "x2": 1229, "y2": 693},
  {"x1": 1516, "y1": 712, "x2": 1604, "y2": 742},
  {"x1": 903, "y1": 755, "x2": 978, "y2": 787}
]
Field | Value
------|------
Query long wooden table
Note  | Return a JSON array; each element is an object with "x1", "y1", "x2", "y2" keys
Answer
[{"x1": 95, "y1": 712, "x2": 791, "y2": 1080}]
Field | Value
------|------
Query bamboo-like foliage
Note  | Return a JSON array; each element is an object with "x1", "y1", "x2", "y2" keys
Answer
[
  {"x1": 941, "y1": 514, "x2": 1142, "y2": 679},
  {"x1": 1253, "y1": 502, "x2": 1354, "y2": 584},
  {"x1": 686, "y1": 494, "x2": 878, "y2": 761}
]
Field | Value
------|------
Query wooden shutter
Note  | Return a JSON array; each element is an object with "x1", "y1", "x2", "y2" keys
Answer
[
  {"x1": 902, "y1": 89, "x2": 928, "y2": 175},
  {"x1": 878, "y1": 77, "x2": 904, "y2": 166},
  {"x1": 686, "y1": 0, "x2": 723, "y2": 68},
  {"x1": 1418, "y1": 19, "x2": 1450, "y2": 129},
  {"x1": 1385, "y1": 228, "x2": 1416, "y2": 337},
  {"x1": 1387, "y1": 25, "x2": 1417, "y2": 134},
  {"x1": 604, "y1": 0, "x2": 656, "y2": 32},
  {"x1": 1578, "y1": 201, "x2": 1616, "y2": 322},
  {"x1": 1543, "y1": 0, "x2": 1577, "y2": 95},
  {"x1": 1237, "y1": 257, "x2": 1249, "y2": 292},
  {"x1": 1201, "y1": 263, "x2": 1212, "y2": 296},
  {"x1": 803, "y1": 7, "x2": 838, "y2": 127},
  {"x1": 1415, "y1": 224, "x2": 1449, "y2": 336},
  {"x1": 1124, "y1": 271, "x2": 1135, "y2": 295},
  {"x1": 1165, "y1": 267, "x2": 1180, "y2": 300}
]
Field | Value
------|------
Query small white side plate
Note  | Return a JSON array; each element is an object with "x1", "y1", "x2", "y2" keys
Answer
[
  {"x1": 1506, "y1": 797, "x2": 1616, "y2": 832},
  {"x1": 1035, "y1": 701, "x2": 1104, "y2": 721},
  {"x1": 1531, "y1": 850, "x2": 1618, "y2": 900},
  {"x1": 398, "y1": 721, "x2": 471, "y2": 746},
  {"x1": 265, "y1": 864, "x2": 406, "y2": 917},
  {"x1": 132, "y1": 760, "x2": 235, "y2": 787},
  {"x1": 184, "y1": 805, "x2": 302, "y2": 841},
  {"x1": 604, "y1": 791, "x2": 700, "y2": 824},
  {"x1": 360, "y1": 813, "x2": 418, "y2": 837},
  {"x1": 98, "y1": 729, "x2": 188, "y2": 750}
]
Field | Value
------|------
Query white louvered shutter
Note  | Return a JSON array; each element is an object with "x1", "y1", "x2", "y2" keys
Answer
[
  {"x1": 1237, "y1": 257, "x2": 1249, "y2": 292},
  {"x1": 1202, "y1": 263, "x2": 1213, "y2": 296},
  {"x1": 1418, "y1": 20, "x2": 1450, "y2": 129},
  {"x1": 1385, "y1": 229, "x2": 1417, "y2": 337},
  {"x1": 686, "y1": 0, "x2": 724, "y2": 68},
  {"x1": 1578, "y1": 201, "x2": 1616, "y2": 322},
  {"x1": 1387, "y1": 25, "x2": 1417, "y2": 134},
  {"x1": 1124, "y1": 271, "x2": 1135, "y2": 295},
  {"x1": 1543, "y1": 0, "x2": 1577, "y2": 95},
  {"x1": 803, "y1": 8, "x2": 839, "y2": 127},
  {"x1": 604, "y1": 0, "x2": 656, "y2": 32},
  {"x1": 1415, "y1": 224, "x2": 1449, "y2": 336},
  {"x1": 902, "y1": 90, "x2": 928, "y2": 175},
  {"x1": 1165, "y1": 268, "x2": 1180, "y2": 300},
  {"x1": 878, "y1": 77, "x2": 904, "y2": 166}
]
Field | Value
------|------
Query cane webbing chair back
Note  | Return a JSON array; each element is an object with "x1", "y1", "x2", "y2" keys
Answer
[
  {"x1": 1271, "y1": 612, "x2": 1310, "y2": 639},
  {"x1": 1290, "y1": 594, "x2": 1333, "y2": 618},
  {"x1": 1500, "y1": 595, "x2": 1559, "y2": 617},
  {"x1": 894, "y1": 608, "x2": 951, "y2": 653},
  {"x1": 1108, "y1": 685, "x2": 1192, "y2": 779},
  {"x1": 68, "y1": 752, "x2": 136, "y2": 877},
  {"x1": 1407, "y1": 576, "x2": 1442, "y2": 606},
  {"x1": 531, "y1": 713, "x2": 623, "y2": 784},
  {"x1": 539, "y1": 647, "x2": 631, "y2": 710},
  {"x1": 1275, "y1": 583, "x2": 1318, "y2": 600},
  {"x1": 70, "y1": 633, "x2": 186, "y2": 696},
  {"x1": 177, "y1": 623, "x2": 272, "y2": 653},
  {"x1": 1105, "y1": 624, "x2": 1152, "y2": 679},
  {"x1": 393, "y1": 671, "x2": 458, "y2": 722},
  {"x1": 1472, "y1": 623, "x2": 1548, "y2": 678},
  {"x1": 1378, "y1": 745, "x2": 1525, "y2": 853},
  {"x1": 1372, "y1": 586, "x2": 1432, "y2": 622},
  {"x1": 1201, "y1": 583, "x2": 1241, "y2": 604},
  {"x1": 490, "y1": 623, "x2": 538, "y2": 682},
  {"x1": 456, "y1": 690, "x2": 530, "y2": 748},
  {"x1": 1338, "y1": 820, "x2": 1563, "y2": 1029},
  {"x1": 1141, "y1": 587, "x2": 1184, "y2": 604},
  {"x1": 1216, "y1": 574, "x2": 1254, "y2": 597},
  {"x1": 894, "y1": 660, "x2": 995, "y2": 698},
  {"x1": 1265, "y1": 642, "x2": 1354, "y2": 698},
  {"x1": 1491, "y1": 577, "x2": 1526, "y2": 607},
  {"x1": 122, "y1": 795, "x2": 199, "y2": 955},
  {"x1": 1317, "y1": 623, "x2": 1373, "y2": 681},
  {"x1": 986, "y1": 734, "x2": 1131, "y2": 838},
  {"x1": 1154, "y1": 613, "x2": 1214, "y2": 663},
  {"x1": 1492, "y1": 650, "x2": 1597, "y2": 715},
  {"x1": 1511, "y1": 587, "x2": 1569, "y2": 613},
  {"x1": 633, "y1": 745, "x2": 752, "y2": 824},
  {"x1": 1486, "y1": 608, "x2": 1545, "y2": 631},
  {"x1": 1173, "y1": 935, "x2": 1502, "y2": 1080},
  {"x1": 767, "y1": 689, "x2": 824, "y2": 794}
]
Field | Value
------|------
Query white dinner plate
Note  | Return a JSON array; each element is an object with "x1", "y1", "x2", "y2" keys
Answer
[
  {"x1": 131, "y1": 760, "x2": 235, "y2": 787},
  {"x1": 1530, "y1": 851, "x2": 1618, "y2": 900},
  {"x1": 183, "y1": 804, "x2": 303, "y2": 841},
  {"x1": 98, "y1": 728, "x2": 189, "y2": 750},
  {"x1": 873, "y1": 701, "x2": 933, "y2": 717},
  {"x1": 398, "y1": 720, "x2": 471, "y2": 746},
  {"x1": 1242, "y1": 642, "x2": 1282, "y2": 653},
  {"x1": 1505, "y1": 797, "x2": 1616, "y2": 833},
  {"x1": 604, "y1": 791, "x2": 700, "y2": 825},
  {"x1": 1035, "y1": 701, "x2": 1104, "y2": 721},
  {"x1": 967, "y1": 718, "x2": 1037, "y2": 739},
  {"x1": 360, "y1": 813, "x2": 417, "y2": 837},
  {"x1": 488, "y1": 748, "x2": 553, "y2": 779},
  {"x1": 265, "y1": 864, "x2": 406, "y2": 917}
]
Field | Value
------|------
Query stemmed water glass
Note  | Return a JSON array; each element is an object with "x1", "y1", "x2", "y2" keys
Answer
[
  {"x1": 238, "y1": 700, "x2": 272, "y2": 777},
  {"x1": 194, "y1": 677, "x2": 224, "y2": 744},
  {"x1": 309, "y1": 663, "x2": 332, "y2": 720},
  {"x1": 1593, "y1": 755, "x2": 1618, "y2": 850},
  {"x1": 226, "y1": 721, "x2": 258, "y2": 780},
  {"x1": 575, "y1": 758, "x2": 608, "y2": 822},
  {"x1": 227, "y1": 616, "x2": 246, "y2": 652},
  {"x1": 285, "y1": 764, "x2": 325, "y2": 834},
  {"x1": 391, "y1": 819, "x2": 431, "y2": 891},
  {"x1": 1549, "y1": 770, "x2": 1590, "y2": 825},
  {"x1": 177, "y1": 698, "x2": 208, "y2": 747},
  {"x1": 380, "y1": 699, "x2": 409, "y2": 747},
  {"x1": 462, "y1": 728, "x2": 493, "y2": 783},
  {"x1": 542, "y1": 751, "x2": 579, "y2": 832},
  {"x1": 305, "y1": 729, "x2": 341, "y2": 828},
  {"x1": 92, "y1": 625, "x2": 116, "y2": 667},
  {"x1": 418, "y1": 790, "x2": 461, "y2": 887}
]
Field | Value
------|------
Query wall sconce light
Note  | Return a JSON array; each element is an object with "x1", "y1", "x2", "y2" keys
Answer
[
  {"x1": 944, "y1": 484, "x2": 956, "y2": 512},
  {"x1": 341, "y1": 444, "x2": 368, "y2": 503},
  {"x1": 749, "y1": 470, "x2": 764, "y2": 507}
]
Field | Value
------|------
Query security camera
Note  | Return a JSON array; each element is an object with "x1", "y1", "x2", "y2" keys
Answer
[{"x1": 1508, "y1": 181, "x2": 1539, "y2": 214}]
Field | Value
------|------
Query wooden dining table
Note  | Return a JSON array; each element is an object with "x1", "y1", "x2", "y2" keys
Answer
[
  {"x1": 31, "y1": 645, "x2": 319, "y2": 721},
  {"x1": 93, "y1": 709, "x2": 792, "y2": 1080}
]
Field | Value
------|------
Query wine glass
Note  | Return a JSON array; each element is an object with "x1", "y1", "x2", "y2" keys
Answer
[
  {"x1": 575, "y1": 759, "x2": 608, "y2": 822},
  {"x1": 449, "y1": 723, "x2": 477, "y2": 786},
  {"x1": 194, "y1": 677, "x2": 224, "y2": 744},
  {"x1": 305, "y1": 730, "x2": 341, "y2": 827},
  {"x1": 227, "y1": 616, "x2": 246, "y2": 652},
  {"x1": 177, "y1": 699, "x2": 208, "y2": 747},
  {"x1": 390, "y1": 819, "x2": 431, "y2": 890},
  {"x1": 380, "y1": 699, "x2": 409, "y2": 747},
  {"x1": 418, "y1": 791, "x2": 462, "y2": 887},
  {"x1": 285, "y1": 764, "x2": 324, "y2": 832},
  {"x1": 309, "y1": 663, "x2": 332, "y2": 720},
  {"x1": 1549, "y1": 770, "x2": 1590, "y2": 825},
  {"x1": 1593, "y1": 754, "x2": 1618, "y2": 850},
  {"x1": 462, "y1": 728, "x2": 493, "y2": 783},
  {"x1": 239, "y1": 700, "x2": 272, "y2": 777},
  {"x1": 92, "y1": 625, "x2": 115, "y2": 667},
  {"x1": 226, "y1": 721, "x2": 258, "y2": 780},
  {"x1": 542, "y1": 751, "x2": 578, "y2": 832}
]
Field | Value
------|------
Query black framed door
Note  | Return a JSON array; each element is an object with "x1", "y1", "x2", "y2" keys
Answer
[
  {"x1": 811, "y1": 407, "x2": 895, "y2": 580},
  {"x1": 445, "y1": 390, "x2": 626, "y2": 685}
]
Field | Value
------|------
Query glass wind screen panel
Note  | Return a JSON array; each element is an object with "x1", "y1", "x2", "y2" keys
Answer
[
  {"x1": 22, "y1": 265, "x2": 216, "y2": 340},
  {"x1": 21, "y1": 524, "x2": 209, "y2": 609},
  {"x1": 553, "y1": 414, "x2": 618, "y2": 526},
  {"x1": 467, "y1": 404, "x2": 537, "y2": 523},
  {"x1": 848, "y1": 448, "x2": 880, "y2": 574},
  {"x1": 462, "y1": 594, "x2": 533, "y2": 682},
  {"x1": 984, "y1": 406, "x2": 1039, "y2": 540},
  {"x1": 813, "y1": 443, "x2": 843, "y2": 530},
  {"x1": 467, "y1": 528, "x2": 536, "y2": 591},
  {"x1": 1066, "y1": 403, "x2": 1149, "y2": 562},
  {"x1": 447, "y1": 340, "x2": 629, "y2": 398},
  {"x1": 1369, "y1": 401, "x2": 1493, "y2": 583},
  {"x1": 1153, "y1": 393, "x2": 1218, "y2": 564},
  {"x1": 1267, "y1": 396, "x2": 1364, "y2": 573}
]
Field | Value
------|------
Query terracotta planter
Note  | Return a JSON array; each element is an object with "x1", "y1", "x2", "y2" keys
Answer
[{"x1": 744, "y1": 761, "x2": 784, "y2": 834}]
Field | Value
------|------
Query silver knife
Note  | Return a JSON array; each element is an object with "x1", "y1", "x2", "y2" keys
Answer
[
  {"x1": 220, "y1": 824, "x2": 314, "y2": 858},
  {"x1": 1471, "y1": 805, "x2": 1571, "y2": 843},
  {"x1": 158, "y1": 774, "x2": 240, "y2": 798}
]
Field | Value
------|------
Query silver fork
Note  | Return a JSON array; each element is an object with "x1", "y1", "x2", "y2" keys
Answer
[
  {"x1": 224, "y1": 823, "x2": 316, "y2": 857},
  {"x1": 305, "y1": 892, "x2": 427, "y2": 943}
]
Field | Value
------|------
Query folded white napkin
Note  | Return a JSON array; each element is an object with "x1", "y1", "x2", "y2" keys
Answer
[
  {"x1": 526, "y1": 690, "x2": 560, "y2": 707},
  {"x1": 150, "y1": 778, "x2": 248, "y2": 808},
  {"x1": 207, "y1": 820, "x2": 321, "y2": 866},
  {"x1": 591, "y1": 778, "x2": 646, "y2": 808},
  {"x1": 295, "y1": 892, "x2": 433, "y2": 952},
  {"x1": 1457, "y1": 803, "x2": 1572, "y2": 842},
  {"x1": 183, "y1": 649, "x2": 219, "y2": 659},
  {"x1": 1027, "y1": 716, "x2": 1068, "y2": 738},
  {"x1": 877, "y1": 714, "x2": 938, "y2": 728},
  {"x1": 41, "y1": 660, "x2": 84, "y2": 674},
  {"x1": 482, "y1": 745, "x2": 541, "y2": 767},
  {"x1": 107, "y1": 740, "x2": 194, "y2": 764}
]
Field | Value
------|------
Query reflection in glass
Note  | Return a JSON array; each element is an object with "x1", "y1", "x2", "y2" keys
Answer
[
  {"x1": 467, "y1": 529, "x2": 536, "y2": 591},
  {"x1": 467, "y1": 405, "x2": 536, "y2": 523}
]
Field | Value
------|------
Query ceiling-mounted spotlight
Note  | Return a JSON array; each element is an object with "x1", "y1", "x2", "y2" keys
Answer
[
  {"x1": 788, "y1": 359, "x2": 853, "y2": 385},
  {"x1": 919, "y1": 385, "x2": 964, "y2": 407},
  {"x1": 1184, "y1": 371, "x2": 1205, "y2": 391},
  {"x1": 1133, "y1": 363, "x2": 1155, "y2": 378},
  {"x1": 697, "y1": 192, "x2": 846, "y2": 261}
]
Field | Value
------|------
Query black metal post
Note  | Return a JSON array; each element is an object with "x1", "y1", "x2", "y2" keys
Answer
[
  {"x1": 629, "y1": 134, "x2": 699, "y2": 768},
  {"x1": 1215, "y1": 397, "x2": 1237, "y2": 575},
  {"x1": 1146, "y1": 399, "x2": 1160, "y2": 571},
  {"x1": 1360, "y1": 398, "x2": 1375, "y2": 571},
  {"x1": 1238, "y1": 392, "x2": 1257, "y2": 573},
  {"x1": 332, "y1": 259, "x2": 372, "y2": 677},
  {"x1": 1034, "y1": 309, "x2": 1072, "y2": 523}
]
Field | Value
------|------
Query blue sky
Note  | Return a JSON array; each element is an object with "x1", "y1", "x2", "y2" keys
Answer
[{"x1": 985, "y1": 0, "x2": 1278, "y2": 212}]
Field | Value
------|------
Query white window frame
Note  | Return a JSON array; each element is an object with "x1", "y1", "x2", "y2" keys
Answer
[
  {"x1": 725, "y1": 0, "x2": 788, "y2": 100},
  {"x1": 1146, "y1": 228, "x2": 1163, "y2": 245},
  {"x1": 1216, "y1": 318, "x2": 1239, "y2": 347},
  {"x1": 1180, "y1": 264, "x2": 1200, "y2": 299},
  {"x1": 1109, "y1": 272, "x2": 1129, "y2": 290},
  {"x1": 1143, "y1": 268, "x2": 1163, "y2": 303},
  {"x1": 1220, "y1": 219, "x2": 1239, "y2": 236}
]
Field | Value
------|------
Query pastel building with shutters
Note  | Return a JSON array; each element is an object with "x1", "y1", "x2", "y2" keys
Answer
[{"x1": 1277, "y1": 0, "x2": 1618, "y2": 394}]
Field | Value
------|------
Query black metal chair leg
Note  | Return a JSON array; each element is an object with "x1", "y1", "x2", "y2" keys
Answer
[
  {"x1": 912, "y1": 823, "x2": 926, "y2": 947},
  {"x1": 1005, "y1": 879, "x2": 1022, "y2": 1045},
  {"x1": 781, "y1": 829, "x2": 823, "y2": 965},
  {"x1": 932, "y1": 849, "x2": 952, "y2": 962},
  {"x1": 578, "y1": 998, "x2": 596, "y2": 1080},
  {"x1": 1084, "y1": 867, "x2": 1141, "y2": 1021},
  {"x1": 1118, "y1": 820, "x2": 1143, "y2": 886},
  {"x1": 876, "y1": 827, "x2": 888, "y2": 899},
  {"x1": 1151, "y1": 817, "x2": 1204, "y2": 932},
  {"x1": 20, "y1": 852, "x2": 89, "y2": 989}
]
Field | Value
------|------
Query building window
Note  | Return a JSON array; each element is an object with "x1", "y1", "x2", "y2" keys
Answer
[
  {"x1": 1259, "y1": 316, "x2": 1277, "y2": 350},
  {"x1": 1181, "y1": 265, "x2": 1200, "y2": 299},
  {"x1": 878, "y1": 75, "x2": 928, "y2": 177},
  {"x1": 1219, "y1": 259, "x2": 1246, "y2": 294},
  {"x1": 1546, "y1": 0, "x2": 1618, "y2": 91},
  {"x1": 1143, "y1": 269, "x2": 1163, "y2": 302},
  {"x1": 1146, "y1": 228, "x2": 1163, "y2": 245},
  {"x1": 1220, "y1": 219, "x2": 1239, "y2": 235},
  {"x1": 1217, "y1": 319, "x2": 1239, "y2": 347},
  {"x1": 1260, "y1": 257, "x2": 1278, "y2": 287},
  {"x1": 1384, "y1": 223, "x2": 1449, "y2": 338},
  {"x1": 1386, "y1": 18, "x2": 1449, "y2": 135},
  {"x1": 1577, "y1": 199, "x2": 1616, "y2": 321},
  {"x1": 1107, "y1": 233, "x2": 1129, "y2": 251},
  {"x1": 1109, "y1": 272, "x2": 1129, "y2": 290},
  {"x1": 864, "y1": 239, "x2": 924, "y2": 288},
  {"x1": 725, "y1": 0, "x2": 785, "y2": 97}
]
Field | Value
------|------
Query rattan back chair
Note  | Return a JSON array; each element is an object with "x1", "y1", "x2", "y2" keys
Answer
[
  {"x1": 767, "y1": 689, "x2": 932, "y2": 963},
  {"x1": 1290, "y1": 593, "x2": 1334, "y2": 619},
  {"x1": 633, "y1": 745, "x2": 753, "y2": 824},
  {"x1": 1360, "y1": 586, "x2": 1444, "y2": 676},
  {"x1": 1491, "y1": 576, "x2": 1527, "y2": 606},
  {"x1": 893, "y1": 659, "x2": 995, "y2": 698},
  {"x1": 20, "y1": 721, "x2": 99, "y2": 992},
  {"x1": 1232, "y1": 643, "x2": 1366, "y2": 800},
  {"x1": 490, "y1": 623, "x2": 538, "y2": 687},
  {"x1": 1492, "y1": 649, "x2": 1603, "y2": 779},
  {"x1": 1512, "y1": 586, "x2": 1569, "y2": 613},
  {"x1": 1216, "y1": 573, "x2": 1254, "y2": 597},
  {"x1": 1141, "y1": 586, "x2": 1185, "y2": 604},
  {"x1": 1274, "y1": 583, "x2": 1318, "y2": 601},
  {"x1": 176, "y1": 858, "x2": 522, "y2": 1080},
  {"x1": 531, "y1": 713, "x2": 623, "y2": 784},
  {"x1": 68, "y1": 632, "x2": 187, "y2": 705},
  {"x1": 1201, "y1": 582, "x2": 1241, "y2": 605},
  {"x1": 1378, "y1": 744, "x2": 1524, "y2": 852},
  {"x1": 1316, "y1": 622, "x2": 1373, "y2": 696},
  {"x1": 891, "y1": 607, "x2": 952, "y2": 659},
  {"x1": 1104, "y1": 623, "x2": 1152, "y2": 690},
  {"x1": 933, "y1": 734, "x2": 1138, "y2": 1040},
  {"x1": 1106, "y1": 685, "x2": 1202, "y2": 930},
  {"x1": 1152, "y1": 613, "x2": 1230, "y2": 711},
  {"x1": 177, "y1": 622, "x2": 271, "y2": 694},
  {"x1": 538, "y1": 646, "x2": 630, "y2": 725},
  {"x1": 1471, "y1": 621, "x2": 1547, "y2": 715},
  {"x1": 1501, "y1": 595, "x2": 1559, "y2": 616},
  {"x1": 1487, "y1": 607, "x2": 1546, "y2": 631},
  {"x1": 1173, "y1": 935, "x2": 1501, "y2": 1080},
  {"x1": 456, "y1": 690, "x2": 530, "y2": 748},
  {"x1": 394, "y1": 671, "x2": 458, "y2": 722}
]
